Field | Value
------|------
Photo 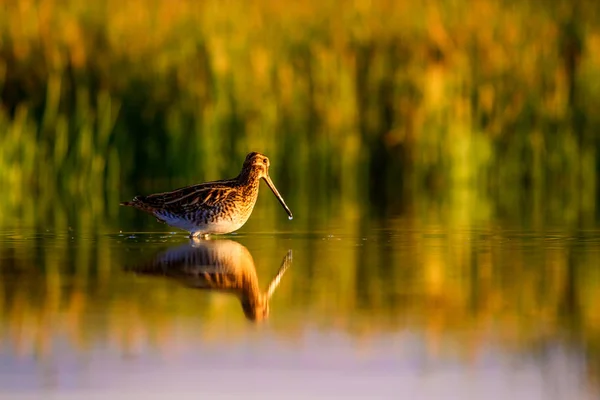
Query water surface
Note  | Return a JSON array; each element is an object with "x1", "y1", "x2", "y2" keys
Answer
[{"x1": 0, "y1": 214, "x2": 599, "y2": 399}]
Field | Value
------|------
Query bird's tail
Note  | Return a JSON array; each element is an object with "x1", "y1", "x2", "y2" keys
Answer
[
  {"x1": 120, "y1": 196, "x2": 153, "y2": 212},
  {"x1": 120, "y1": 196, "x2": 141, "y2": 207}
]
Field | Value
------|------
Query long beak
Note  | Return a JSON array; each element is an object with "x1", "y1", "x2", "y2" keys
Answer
[{"x1": 263, "y1": 175, "x2": 293, "y2": 219}]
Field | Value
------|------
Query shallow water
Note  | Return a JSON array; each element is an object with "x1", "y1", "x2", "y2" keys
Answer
[{"x1": 0, "y1": 210, "x2": 599, "y2": 399}]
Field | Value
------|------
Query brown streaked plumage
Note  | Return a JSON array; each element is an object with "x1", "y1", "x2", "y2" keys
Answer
[
  {"x1": 120, "y1": 152, "x2": 293, "y2": 238},
  {"x1": 127, "y1": 240, "x2": 293, "y2": 321}
]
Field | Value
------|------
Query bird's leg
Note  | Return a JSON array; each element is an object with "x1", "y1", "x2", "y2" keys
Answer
[{"x1": 190, "y1": 232, "x2": 210, "y2": 240}]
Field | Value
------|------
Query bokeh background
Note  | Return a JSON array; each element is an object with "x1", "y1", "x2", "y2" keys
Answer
[
  {"x1": 1, "y1": 0, "x2": 600, "y2": 396},
  {"x1": 1, "y1": 0, "x2": 599, "y2": 228}
]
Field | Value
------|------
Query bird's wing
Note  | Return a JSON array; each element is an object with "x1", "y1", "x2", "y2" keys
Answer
[{"x1": 137, "y1": 182, "x2": 237, "y2": 211}]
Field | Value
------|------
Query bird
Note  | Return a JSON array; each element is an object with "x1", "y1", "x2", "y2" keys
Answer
[
  {"x1": 126, "y1": 239, "x2": 293, "y2": 321},
  {"x1": 121, "y1": 152, "x2": 293, "y2": 239}
]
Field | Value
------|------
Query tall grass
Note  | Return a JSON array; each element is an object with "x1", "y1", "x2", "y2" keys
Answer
[{"x1": 0, "y1": 0, "x2": 599, "y2": 226}]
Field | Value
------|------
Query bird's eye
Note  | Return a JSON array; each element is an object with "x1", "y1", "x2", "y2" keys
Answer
[{"x1": 263, "y1": 159, "x2": 268, "y2": 164}]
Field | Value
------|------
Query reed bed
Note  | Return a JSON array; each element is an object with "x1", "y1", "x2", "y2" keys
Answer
[{"x1": 0, "y1": 1, "x2": 598, "y2": 211}]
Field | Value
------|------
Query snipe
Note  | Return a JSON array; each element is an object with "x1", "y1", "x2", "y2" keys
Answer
[{"x1": 120, "y1": 152, "x2": 293, "y2": 238}]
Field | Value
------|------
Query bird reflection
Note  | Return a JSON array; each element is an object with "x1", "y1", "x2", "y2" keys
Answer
[{"x1": 128, "y1": 240, "x2": 292, "y2": 321}]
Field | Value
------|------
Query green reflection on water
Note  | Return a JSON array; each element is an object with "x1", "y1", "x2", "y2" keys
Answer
[{"x1": 0, "y1": 216, "x2": 599, "y2": 393}]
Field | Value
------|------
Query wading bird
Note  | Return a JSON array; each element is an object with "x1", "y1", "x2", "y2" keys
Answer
[{"x1": 121, "y1": 152, "x2": 293, "y2": 239}]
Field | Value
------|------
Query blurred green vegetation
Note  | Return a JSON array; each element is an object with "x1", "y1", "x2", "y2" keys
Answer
[{"x1": 0, "y1": 0, "x2": 599, "y2": 229}]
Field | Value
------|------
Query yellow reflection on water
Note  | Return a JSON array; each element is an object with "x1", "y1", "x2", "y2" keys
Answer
[{"x1": 0, "y1": 221, "x2": 599, "y2": 395}]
